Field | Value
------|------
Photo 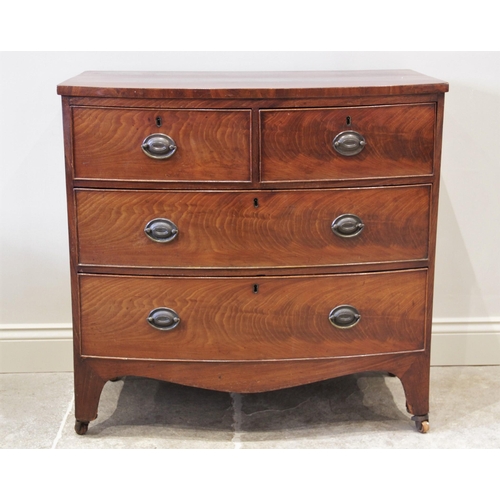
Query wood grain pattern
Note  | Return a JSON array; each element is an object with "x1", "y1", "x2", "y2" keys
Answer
[
  {"x1": 71, "y1": 173, "x2": 434, "y2": 192},
  {"x1": 82, "y1": 352, "x2": 425, "y2": 395},
  {"x1": 78, "y1": 260, "x2": 428, "y2": 277},
  {"x1": 76, "y1": 186, "x2": 430, "y2": 269},
  {"x1": 67, "y1": 93, "x2": 441, "y2": 110},
  {"x1": 260, "y1": 104, "x2": 435, "y2": 182},
  {"x1": 79, "y1": 270, "x2": 427, "y2": 361},
  {"x1": 58, "y1": 70, "x2": 448, "y2": 432},
  {"x1": 75, "y1": 351, "x2": 429, "y2": 421},
  {"x1": 57, "y1": 70, "x2": 449, "y2": 99},
  {"x1": 73, "y1": 107, "x2": 251, "y2": 182}
]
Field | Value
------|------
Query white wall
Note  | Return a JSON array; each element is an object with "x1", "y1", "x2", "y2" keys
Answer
[{"x1": 1, "y1": 51, "x2": 499, "y2": 370}]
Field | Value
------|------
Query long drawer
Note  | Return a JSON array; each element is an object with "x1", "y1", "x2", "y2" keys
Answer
[
  {"x1": 260, "y1": 104, "x2": 435, "y2": 182},
  {"x1": 76, "y1": 186, "x2": 431, "y2": 269},
  {"x1": 79, "y1": 270, "x2": 427, "y2": 361},
  {"x1": 72, "y1": 107, "x2": 252, "y2": 182}
]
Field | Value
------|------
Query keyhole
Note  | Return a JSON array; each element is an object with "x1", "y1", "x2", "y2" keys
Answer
[
  {"x1": 156, "y1": 116, "x2": 162, "y2": 127},
  {"x1": 253, "y1": 198, "x2": 259, "y2": 208},
  {"x1": 346, "y1": 116, "x2": 351, "y2": 126},
  {"x1": 253, "y1": 284, "x2": 259, "y2": 293}
]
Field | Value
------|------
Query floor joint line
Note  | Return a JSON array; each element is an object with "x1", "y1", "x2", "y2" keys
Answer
[
  {"x1": 51, "y1": 394, "x2": 74, "y2": 449},
  {"x1": 230, "y1": 392, "x2": 243, "y2": 449}
]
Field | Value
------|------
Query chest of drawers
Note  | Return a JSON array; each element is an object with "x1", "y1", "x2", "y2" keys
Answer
[{"x1": 57, "y1": 70, "x2": 448, "y2": 435}]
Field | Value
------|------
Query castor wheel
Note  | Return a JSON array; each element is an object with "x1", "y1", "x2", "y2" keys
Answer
[
  {"x1": 411, "y1": 414, "x2": 430, "y2": 433},
  {"x1": 418, "y1": 420, "x2": 430, "y2": 433},
  {"x1": 75, "y1": 420, "x2": 89, "y2": 435}
]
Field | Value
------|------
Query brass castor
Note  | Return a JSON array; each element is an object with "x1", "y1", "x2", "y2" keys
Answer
[
  {"x1": 418, "y1": 421, "x2": 430, "y2": 433},
  {"x1": 75, "y1": 420, "x2": 89, "y2": 435},
  {"x1": 411, "y1": 414, "x2": 430, "y2": 433}
]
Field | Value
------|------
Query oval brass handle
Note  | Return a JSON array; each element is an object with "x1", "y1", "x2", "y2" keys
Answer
[
  {"x1": 329, "y1": 305, "x2": 361, "y2": 329},
  {"x1": 331, "y1": 214, "x2": 365, "y2": 238},
  {"x1": 141, "y1": 133, "x2": 177, "y2": 159},
  {"x1": 332, "y1": 131, "x2": 366, "y2": 156},
  {"x1": 147, "y1": 307, "x2": 180, "y2": 331},
  {"x1": 144, "y1": 218, "x2": 179, "y2": 243}
]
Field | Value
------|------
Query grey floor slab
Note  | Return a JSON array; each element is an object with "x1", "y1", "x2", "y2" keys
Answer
[
  {"x1": 237, "y1": 367, "x2": 500, "y2": 448},
  {"x1": 1, "y1": 366, "x2": 499, "y2": 449},
  {"x1": 0, "y1": 373, "x2": 74, "y2": 449},
  {"x1": 56, "y1": 377, "x2": 235, "y2": 449}
]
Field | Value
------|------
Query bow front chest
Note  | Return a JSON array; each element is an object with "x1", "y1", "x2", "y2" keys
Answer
[{"x1": 57, "y1": 70, "x2": 448, "y2": 435}]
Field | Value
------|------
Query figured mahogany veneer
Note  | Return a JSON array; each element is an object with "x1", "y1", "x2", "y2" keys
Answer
[
  {"x1": 260, "y1": 104, "x2": 435, "y2": 182},
  {"x1": 80, "y1": 270, "x2": 427, "y2": 361},
  {"x1": 76, "y1": 185, "x2": 431, "y2": 269},
  {"x1": 57, "y1": 70, "x2": 449, "y2": 99},
  {"x1": 73, "y1": 107, "x2": 251, "y2": 182},
  {"x1": 58, "y1": 70, "x2": 448, "y2": 434}
]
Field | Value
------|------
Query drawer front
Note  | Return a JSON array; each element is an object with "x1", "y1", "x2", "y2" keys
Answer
[
  {"x1": 72, "y1": 107, "x2": 252, "y2": 182},
  {"x1": 79, "y1": 270, "x2": 427, "y2": 361},
  {"x1": 260, "y1": 104, "x2": 435, "y2": 182},
  {"x1": 76, "y1": 186, "x2": 430, "y2": 269}
]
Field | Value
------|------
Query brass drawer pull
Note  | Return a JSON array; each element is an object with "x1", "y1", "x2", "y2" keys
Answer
[
  {"x1": 141, "y1": 133, "x2": 177, "y2": 159},
  {"x1": 331, "y1": 214, "x2": 365, "y2": 238},
  {"x1": 332, "y1": 130, "x2": 366, "y2": 156},
  {"x1": 147, "y1": 307, "x2": 180, "y2": 331},
  {"x1": 144, "y1": 218, "x2": 179, "y2": 243},
  {"x1": 329, "y1": 305, "x2": 361, "y2": 329}
]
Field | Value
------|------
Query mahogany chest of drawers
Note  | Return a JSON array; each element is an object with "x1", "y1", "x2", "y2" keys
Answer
[{"x1": 57, "y1": 70, "x2": 448, "y2": 435}]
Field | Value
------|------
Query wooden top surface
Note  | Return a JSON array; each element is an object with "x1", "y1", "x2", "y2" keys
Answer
[{"x1": 57, "y1": 70, "x2": 449, "y2": 99}]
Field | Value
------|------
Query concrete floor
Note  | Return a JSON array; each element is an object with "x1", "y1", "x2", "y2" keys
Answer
[{"x1": 1, "y1": 366, "x2": 499, "y2": 448}]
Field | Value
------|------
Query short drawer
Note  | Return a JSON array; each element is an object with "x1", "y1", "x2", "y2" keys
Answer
[
  {"x1": 76, "y1": 186, "x2": 431, "y2": 269},
  {"x1": 79, "y1": 270, "x2": 427, "y2": 361},
  {"x1": 72, "y1": 107, "x2": 251, "y2": 182},
  {"x1": 260, "y1": 104, "x2": 435, "y2": 182}
]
